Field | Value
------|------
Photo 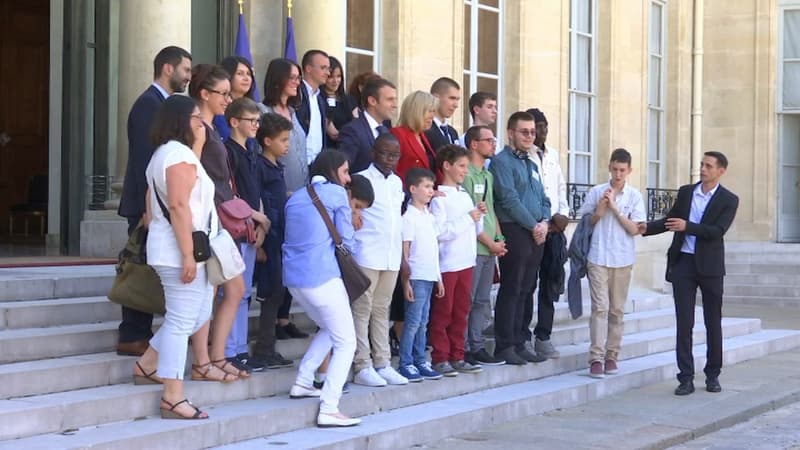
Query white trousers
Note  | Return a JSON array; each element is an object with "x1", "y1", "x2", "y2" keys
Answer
[
  {"x1": 289, "y1": 278, "x2": 356, "y2": 414},
  {"x1": 150, "y1": 265, "x2": 214, "y2": 379}
]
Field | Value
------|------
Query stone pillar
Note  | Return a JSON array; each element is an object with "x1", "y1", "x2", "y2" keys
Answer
[
  {"x1": 291, "y1": 0, "x2": 346, "y2": 63},
  {"x1": 115, "y1": 0, "x2": 192, "y2": 179}
]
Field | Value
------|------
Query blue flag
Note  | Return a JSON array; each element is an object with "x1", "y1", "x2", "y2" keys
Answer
[
  {"x1": 234, "y1": 13, "x2": 261, "y2": 101},
  {"x1": 284, "y1": 17, "x2": 297, "y2": 63}
]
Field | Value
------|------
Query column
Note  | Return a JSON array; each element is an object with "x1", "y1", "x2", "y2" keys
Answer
[{"x1": 291, "y1": 0, "x2": 346, "y2": 62}]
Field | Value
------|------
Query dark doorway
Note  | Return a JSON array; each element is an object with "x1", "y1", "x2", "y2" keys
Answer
[{"x1": 0, "y1": 0, "x2": 50, "y2": 255}]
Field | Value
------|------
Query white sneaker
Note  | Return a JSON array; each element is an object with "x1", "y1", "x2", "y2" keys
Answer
[
  {"x1": 353, "y1": 367, "x2": 387, "y2": 387},
  {"x1": 317, "y1": 411, "x2": 361, "y2": 428},
  {"x1": 376, "y1": 365, "x2": 409, "y2": 385},
  {"x1": 289, "y1": 384, "x2": 321, "y2": 398}
]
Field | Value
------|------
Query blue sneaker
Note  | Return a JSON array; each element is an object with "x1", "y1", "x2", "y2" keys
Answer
[
  {"x1": 416, "y1": 361, "x2": 443, "y2": 380},
  {"x1": 397, "y1": 364, "x2": 423, "y2": 382}
]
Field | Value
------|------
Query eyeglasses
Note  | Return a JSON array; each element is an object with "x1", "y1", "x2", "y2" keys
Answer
[
  {"x1": 475, "y1": 137, "x2": 497, "y2": 144},
  {"x1": 207, "y1": 89, "x2": 232, "y2": 99},
  {"x1": 375, "y1": 150, "x2": 401, "y2": 160},
  {"x1": 514, "y1": 129, "x2": 536, "y2": 137},
  {"x1": 237, "y1": 117, "x2": 260, "y2": 126},
  {"x1": 288, "y1": 75, "x2": 301, "y2": 82}
]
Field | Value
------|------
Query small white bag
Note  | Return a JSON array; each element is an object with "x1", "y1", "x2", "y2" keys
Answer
[{"x1": 207, "y1": 228, "x2": 245, "y2": 286}]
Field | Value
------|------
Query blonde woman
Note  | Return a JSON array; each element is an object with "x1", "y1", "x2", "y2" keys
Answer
[{"x1": 391, "y1": 91, "x2": 439, "y2": 182}]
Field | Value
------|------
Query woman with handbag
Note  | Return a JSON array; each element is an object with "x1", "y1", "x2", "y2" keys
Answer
[
  {"x1": 282, "y1": 150, "x2": 372, "y2": 427},
  {"x1": 191, "y1": 64, "x2": 269, "y2": 378},
  {"x1": 133, "y1": 95, "x2": 222, "y2": 419}
]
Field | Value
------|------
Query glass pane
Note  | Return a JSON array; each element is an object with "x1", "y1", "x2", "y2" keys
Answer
[
  {"x1": 648, "y1": 162, "x2": 660, "y2": 188},
  {"x1": 785, "y1": 10, "x2": 800, "y2": 59},
  {"x1": 574, "y1": 0, "x2": 591, "y2": 34},
  {"x1": 650, "y1": 2, "x2": 663, "y2": 55},
  {"x1": 575, "y1": 35, "x2": 591, "y2": 92},
  {"x1": 464, "y1": 3, "x2": 472, "y2": 69},
  {"x1": 478, "y1": 8, "x2": 499, "y2": 74},
  {"x1": 480, "y1": 0, "x2": 499, "y2": 7},
  {"x1": 575, "y1": 154, "x2": 591, "y2": 184},
  {"x1": 649, "y1": 56, "x2": 661, "y2": 106},
  {"x1": 647, "y1": 110, "x2": 659, "y2": 161},
  {"x1": 346, "y1": 0, "x2": 374, "y2": 50},
  {"x1": 345, "y1": 52, "x2": 374, "y2": 90},
  {"x1": 784, "y1": 61, "x2": 800, "y2": 108},
  {"x1": 572, "y1": 94, "x2": 591, "y2": 153},
  {"x1": 462, "y1": 74, "x2": 471, "y2": 129}
]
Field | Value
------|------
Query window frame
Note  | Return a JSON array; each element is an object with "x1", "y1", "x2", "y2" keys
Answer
[
  {"x1": 344, "y1": 0, "x2": 381, "y2": 81},
  {"x1": 568, "y1": 0, "x2": 598, "y2": 184},
  {"x1": 463, "y1": 0, "x2": 504, "y2": 143},
  {"x1": 647, "y1": 0, "x2": 667, "y2": 188}
]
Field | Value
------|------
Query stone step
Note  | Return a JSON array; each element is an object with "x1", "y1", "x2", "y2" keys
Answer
[
  {"x1": 725, "y1": 273, "x2": 800, "y2": 286},
  {"x1": 724, "y1": 284, "x2": 800, "y2": 298},
  {"x1": 0, "y1": 306, "x2": 682, "y2": 399},
  {"x1": 5, "y1": 326, "x2": 794, "y2": 450},
  {"x1": 725, "y1": 252, "x2": 800, "y2": 264},
  {"x1": 0, "y1": 317, "x2": 760, "y2": 442},
  {"x1": 725, "y1": 262, "x2": 800, "y2": 275},
  {"x1": 0, "y1": 265, "x2": 116, "y2": 302},
  {"x1": 722, "y1": 295, "x2": 800, "y2": 308}
]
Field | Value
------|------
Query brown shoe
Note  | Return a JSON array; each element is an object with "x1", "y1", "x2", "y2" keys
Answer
[{"x1": 117, "y1": 340, "x2": 149, "y2": 356}]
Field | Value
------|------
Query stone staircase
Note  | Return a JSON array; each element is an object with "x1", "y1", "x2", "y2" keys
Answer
[
  {"x1": 724, "y1": 242, "x2": 800, "y2": 308},
  {"x1": 0, "y1": 261, "x2": 798, "y2": 449}
]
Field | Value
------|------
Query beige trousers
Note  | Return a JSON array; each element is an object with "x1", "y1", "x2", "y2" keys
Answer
[
  {"x1": 351, "y1": 267, "x2": 399, "y2": 372},
  {"x1": 587, "y1": 262, "x2": 633, "y2": 363}
]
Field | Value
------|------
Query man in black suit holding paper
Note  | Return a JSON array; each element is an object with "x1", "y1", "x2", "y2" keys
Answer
[
  {"x1": 640, "y1": 151, "x2": 739, "y2": 396},
  {"x1": 116, "y1": 46, "x2": 192, "y2": 356}
]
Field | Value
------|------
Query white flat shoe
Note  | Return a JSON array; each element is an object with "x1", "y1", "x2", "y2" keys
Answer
[
  {"x1": 289, "y1": 384, "x2": 321, "y2": 399},
  {"x1": 317, "y1": 412, "x2": 361, "y2": 428}
]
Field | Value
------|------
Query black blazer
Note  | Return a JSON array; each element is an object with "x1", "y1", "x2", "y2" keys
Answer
[
  {"x1": 424, "y1": 122, "x2": 460, "y2": 153},
  {"x1": 338, "y1": 113, "x2": 391, "y2": 173},
  {"x1": 118, "y1": 85, "x2": 166, "y2": 219},
  {"x1": 296, "y1": 80, "x2": 328, "y2": 149},
  {"x1": 644, "y1": 182, "x2": 739, "y2": 282}
]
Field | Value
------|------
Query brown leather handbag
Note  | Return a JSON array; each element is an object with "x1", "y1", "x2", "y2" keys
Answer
[{"x1": 306, "y1": 184, "x2": 371, "y2": 302}]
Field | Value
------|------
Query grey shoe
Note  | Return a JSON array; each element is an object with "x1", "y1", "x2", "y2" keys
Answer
[
  {"x1": 451, "y1": 360, "x2": 483, "y2": 374},
  {"x1": 517, "y1": 345, "x2": 547, "y2": 363},
  {"x1": 433, "y1": 361, "x2": 458, "y2": 377},
  {"x1": 534, "y1": 338, "x2": 560, "y2": 359}
]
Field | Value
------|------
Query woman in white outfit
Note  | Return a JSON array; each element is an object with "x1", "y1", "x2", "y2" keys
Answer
[
  {"x1": 133, "y1": 95, "x2": 222, "y2": 419},
  {"x1": 282, "y1": 150, "x2": 372, "y2": 427}
]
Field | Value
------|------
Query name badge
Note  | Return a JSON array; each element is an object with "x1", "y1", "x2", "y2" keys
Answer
[{"x1": 474, "y1": 184, "x2": 486, "y2": 195}]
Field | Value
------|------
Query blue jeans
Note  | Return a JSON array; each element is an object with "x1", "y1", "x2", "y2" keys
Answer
[{"x1": 399, "y1": 279, "x2": 434, "y2": 367}]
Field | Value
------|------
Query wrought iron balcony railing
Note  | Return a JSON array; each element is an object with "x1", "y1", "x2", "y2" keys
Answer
[{"x1": 566, "y1": 183, "x2": 678, "y2": 222}]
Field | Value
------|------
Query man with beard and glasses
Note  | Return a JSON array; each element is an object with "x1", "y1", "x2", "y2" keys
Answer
[{"x1": 116, "y1": 45, "x2": 193, "y2": 357}]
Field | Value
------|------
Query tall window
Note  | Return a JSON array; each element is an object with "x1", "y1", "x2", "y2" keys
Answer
[
  {"x1": 782, "y1": 8, "x2": 800, "y2": 110},
  {"x1": 568, "y1": 0, "x2": 596, "y2": 184},
  {"x1": 345, "y1": 0, "x2": 380, "y2": 86},
  {"x1": 647, "y1": 1, "x2": 666, "y2": 188},
  {"x1": 463, "y1": 0, "x2": 502, "y2": 136}
]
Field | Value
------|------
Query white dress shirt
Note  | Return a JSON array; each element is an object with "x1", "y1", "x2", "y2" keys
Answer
[
  {"x1": 530, "y1": 144, "x2": 570, "y2": 216},
  {"x1": 151, "y1": 82, "x2": 169, "y2": 100},
  {"x1": 681, "y1": 183, "x2": 719, "y2": 254},
  {"x1": 303, "y1": 79, "x2": 323, "y2": 164},
  {"x1": 363, "y1": 110, "x2": 381, "y2": 139},
  {"x1": 578, "y1": 181, "x2": 646, "y2": 268},
  {"x1": 433, "y1": 116, "x2": 455, "y2": 144},
  {"x1": 402, "y1": 204, "x2": 441, "y2": 282},
  {"x1": 353, "y1": 165, "x2": 404, "y2": 271},
  {"x1": 430, "y1": 185, "x2": 481, "y2": 273}
]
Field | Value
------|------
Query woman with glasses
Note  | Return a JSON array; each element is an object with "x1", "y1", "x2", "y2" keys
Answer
[{"x1": 212, "y1": 56, "x2": 259, "y2": 141}]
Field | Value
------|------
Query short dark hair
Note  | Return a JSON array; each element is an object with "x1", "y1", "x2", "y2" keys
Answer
[
  {"x1": 430, "y1": 77, "x2": 460, "y2": 95},
  {"x1": 189, "y1": 64, "x2": 230, "y2": 100},
  {"x1": 464, "y1": 125, "x2": 490, "y2": 148},
  {"x1": 225, "y1": 97, "x2": 260, "y2": 125},
  {"x1": 309, "y1": 149, "x2": 349, "y2": 186},
  {"x1": 610, "y1": 148, "x2": 632, "y2": 165},
  {"x1": 704, "y1": 151, "x2": 729, "y2": 169},
  {"x1": 153, "y1": 46, "x2": 191, "y2": 79},
  {"x1": 219, "y1": 55, "x2": 255, "y2": 99},
  {"x1": 435, "y1": 144, "x2": 470, "y2": 171},
  {"x1": 348, "y1": 174, "x2": 375, "y2": 207},
  {"x1": 257, "y1": 113, "x2": 293, "y2": 143},
  {"x1": 150, "y1": 95, "x2": 197, "y2": 148},
  {"x1": 507, "y1": 111, "x2": 536, "y2": 131},
  {"x1": 405, "y1": 167, "x2": 436, "y2": 188},
  {"x1": 361, "y1": 78, "x2": 396, "y2": 109},
  {"x1": 301, "y1": 49, "x2": 329, "y2": 72},
  {"x1": 262, "y1": 58, "x2": 302, "y2": 108},
  {"x1": 468, "y1": 92, "x2": 497, "y2": 119}
]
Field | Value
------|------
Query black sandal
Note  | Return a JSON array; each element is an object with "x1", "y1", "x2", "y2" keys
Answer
[
  {"x1": 212, "y1": 358, "x2": 250, "y2": 378},
  {"x1": 191, "y1": 362, "x2": 237, "y2": 383},
  {"x1": 160, "y1": 398, "x2": 208, "y2": 420},
  {"x1": 133, "y1": 361, "x2": 162, "y2": 385}
]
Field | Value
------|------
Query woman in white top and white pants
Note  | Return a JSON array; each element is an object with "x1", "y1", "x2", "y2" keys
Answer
[{"x1": 133, "y1": 95, "x2": 224, "y2": 419}]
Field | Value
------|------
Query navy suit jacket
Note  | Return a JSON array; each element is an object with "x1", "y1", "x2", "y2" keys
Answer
[
  {"x1": 644, "y1": 182, "x2": 739, "y2": 282},
  {"x1": 296, "y1": 81, "x2": 328, "y2": 149},
  {"x1": 424, "y1": 122, "x2": 460, "y2": 153},
  {"x1": 338, "y1": 114, "x2": 386, "y2": 173},
  {"x1": 118, "y1": 85, "x2": 166, "y2": 219}
]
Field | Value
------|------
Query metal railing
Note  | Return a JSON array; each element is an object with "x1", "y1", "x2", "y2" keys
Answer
[{"x1": 565, "y1": 183, "x2": 678, "y2": 221}]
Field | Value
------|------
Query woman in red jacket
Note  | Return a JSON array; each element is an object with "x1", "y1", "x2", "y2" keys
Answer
[{"x1": 391, "y1": 91, "x2": 438, "y2": 183}]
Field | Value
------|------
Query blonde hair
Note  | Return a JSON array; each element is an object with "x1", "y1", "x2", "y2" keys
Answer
[{"x1": 397, "y1": 91, "x2": 438, "y2": 133}]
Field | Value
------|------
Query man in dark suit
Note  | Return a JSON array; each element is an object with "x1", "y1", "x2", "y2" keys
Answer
[
  {"x1": 116, "y1": 46, "x2": 192, "y2": 356},
  {"x1": 640, "y1": 151, "x2": 739, "y2": 396},
  {"x1": 297, "y1": 49, "x2": 329, "y2": 164},
  {"x1": 337, "y1": 77, "x2": 397, "y2": 172},
  {"x1": 424, "y1": 77, "x2": 461, "y2": 152}
]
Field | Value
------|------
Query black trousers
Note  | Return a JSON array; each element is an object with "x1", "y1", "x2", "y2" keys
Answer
[
  {"x1": 671, "y1": 253, "x2": 724, "y2": 383},
  {"x1": 531, "y1": 233, "x2": 558, "y2": 341},
  {"x1": 118, "y1": 216, "x2": 154, "y2": 343},
  {"x1": 494, "y1": 223, "x2": 544, "y2": 353}
]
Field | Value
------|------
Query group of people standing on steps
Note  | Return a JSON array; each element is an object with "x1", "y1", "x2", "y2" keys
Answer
[{"x1": 114, "y1": 44, "x2": 739, "y2": 427}]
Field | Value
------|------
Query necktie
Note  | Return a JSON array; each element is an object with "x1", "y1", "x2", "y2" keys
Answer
[
  {"x1": 440, "y1": 125, "x2": 452, "y2": 144},
  {"x1": 376, "y1": 124, "x2": 389, "y2": 136}
]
